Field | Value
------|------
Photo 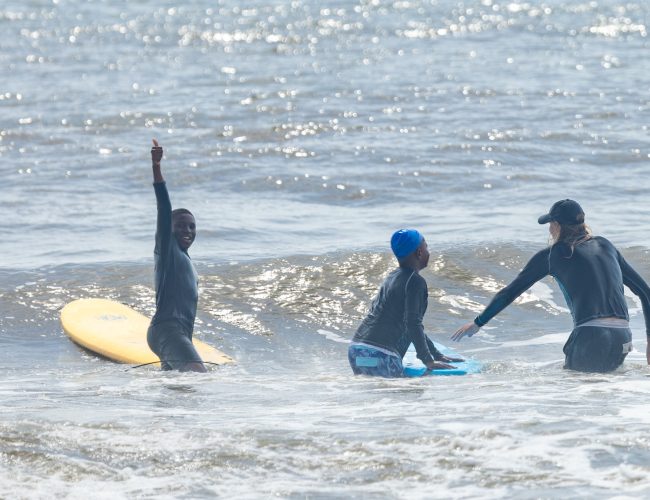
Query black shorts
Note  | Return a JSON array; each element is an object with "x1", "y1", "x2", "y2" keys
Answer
[
  {"x1": 563, "y1": 325, "x2": 632, "y2": 373},
  {"x1": 147, "y1": 319, "x2": 203, "y2": 371}
]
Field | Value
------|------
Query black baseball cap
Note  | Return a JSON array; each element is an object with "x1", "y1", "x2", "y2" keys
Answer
[{"x1": 538, "y1": 199, "x2": 585, "y2": 225}]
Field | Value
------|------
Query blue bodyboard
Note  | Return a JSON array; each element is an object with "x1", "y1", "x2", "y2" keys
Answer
[{"x1": 402, "y1": 343, "x2": 482, "y2": 377}]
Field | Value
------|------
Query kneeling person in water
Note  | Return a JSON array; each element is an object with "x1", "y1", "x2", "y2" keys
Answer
[
  {"x1": 146, "y1": 139, "x2": 206, "y2": 372},
  {"x1": 452, "y1": 199, "x2": 650, "y2": 373},
  {"x1": 349, "y1": 229, "x2": 461, "y2": 377}
]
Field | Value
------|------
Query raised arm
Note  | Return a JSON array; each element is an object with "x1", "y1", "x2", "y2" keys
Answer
[
  {"x1": 152, "y1": 138, "x2": 164, "y2": 183},
  {"x1": 452, "y1": 248, "x2": 550, "y2": 341},
  {"x1": 617, "y1": 251, "x2": 650, "y2": 364},
  {"x1": 151, "y1": 139, "x2": 172, "y2": 255}
]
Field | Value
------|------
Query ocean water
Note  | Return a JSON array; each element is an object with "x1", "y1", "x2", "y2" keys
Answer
[{"x1": 2, "y1": 0, "x2": 650, "y2": 497}]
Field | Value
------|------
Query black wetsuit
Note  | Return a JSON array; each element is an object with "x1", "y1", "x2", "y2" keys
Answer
[
  {"x1": 146, "y1": 182, "x2": 202, "y2": 370},
  {"x1": 352, "y1": 266, "x2": 442, "y2": 367},
  {"x1": 474, "y1": 236, "x2": 650, "y2": 372}
]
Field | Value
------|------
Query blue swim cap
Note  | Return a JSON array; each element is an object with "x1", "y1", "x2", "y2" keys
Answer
[{"x1": 390, "y1": 229, "x2": 423, "y2": 259}]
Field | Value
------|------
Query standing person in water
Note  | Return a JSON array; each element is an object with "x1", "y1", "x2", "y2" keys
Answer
[
  {"x1": 147, "y1": 139, "x2": 206, "y2": 372},
  {"x1": 452, "y1": 199, "x2": 650, "y2": 372},
  {"x1": 349, "y1": 229, "x2": 462, "y2": 377}
]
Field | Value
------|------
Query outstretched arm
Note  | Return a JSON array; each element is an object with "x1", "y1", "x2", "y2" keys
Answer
[{"x1": 452, "y1": 248, "x2": 550, "y2": 342}]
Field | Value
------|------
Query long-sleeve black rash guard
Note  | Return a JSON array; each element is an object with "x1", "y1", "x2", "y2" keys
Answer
[
  {"x1": 150, "y1": 182, "x2": 198, "y2": 332},
  {"x1": 474, "y1": 236, "x2": 650, "y2": 335},
  {"x1": 353, "y1": 267, "x2": 442, "y2": 365}
]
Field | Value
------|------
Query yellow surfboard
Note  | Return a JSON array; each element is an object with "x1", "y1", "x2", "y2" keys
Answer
[{"x1": 61, "y1": 298, "x2": 234, "y2": 366}]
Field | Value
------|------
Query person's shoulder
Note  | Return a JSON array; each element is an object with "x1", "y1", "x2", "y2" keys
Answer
[
  {"x1": 530, "y1": 246, "x2": 552, "y2": 262},
  {"x1": 533, "y1": 246, "x2": 551, "y2": 257},
  {"x1": 404, "y1": 269, "x2": 426, "y2": 290},
  {"x1": 591, "y1": 235, "x2": 610, "y2": 245},
  {"x1": 588, "y1": 235, "x2": 618, "y2": 252}
]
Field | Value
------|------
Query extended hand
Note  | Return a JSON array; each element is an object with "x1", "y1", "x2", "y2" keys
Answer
[
  {"x1": 151, "y1": 138, "x2": 163, "y2": 166},
  {"x1": 451, "y1": 322, "x2": 480, "y2": 342}
]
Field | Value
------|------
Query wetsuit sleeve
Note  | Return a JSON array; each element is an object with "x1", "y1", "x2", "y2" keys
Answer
[
  {"x1": 425, "y1": 335, "x2": 443, "y2": 360},
  {"x1": 618, "y1": 251, "x2": 650, "y2": 336},
  {"x1": 405, "y1": 274, "x2": 434, "y2": 365},
  {"x1": 475, "y1": 248, "x2": 550, "y2": 327},
  {"x1": 153, "y1": 182, "x2": 172, "y2": 259}
]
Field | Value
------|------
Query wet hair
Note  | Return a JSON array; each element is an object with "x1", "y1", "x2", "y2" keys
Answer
[{"x1": 172, "y1": 208, "x2": 194, "y2": 219}]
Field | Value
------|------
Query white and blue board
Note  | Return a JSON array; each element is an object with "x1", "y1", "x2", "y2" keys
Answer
[{"x1": 403, "y1": 343, "x2": 482, "y2": 377}]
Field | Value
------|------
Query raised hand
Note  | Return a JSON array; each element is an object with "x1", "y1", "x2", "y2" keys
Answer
[
  {"x1": 151, "y1": 139, "x2": 164, "y2": 183},
  {"x1": 151, "y1": 138, "x2": 163, "y2": 166}
]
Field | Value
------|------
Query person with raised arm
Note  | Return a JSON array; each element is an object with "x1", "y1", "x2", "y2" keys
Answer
[
  {"x1": 349, "y1": 229, "x2": 461, "y2": 377},
  {"x1": 146, "y1": 139, "x2": 206, "y2": 372},
  {"x1": 452, "y1": 199, "x2": 650, "y2": 372}
]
